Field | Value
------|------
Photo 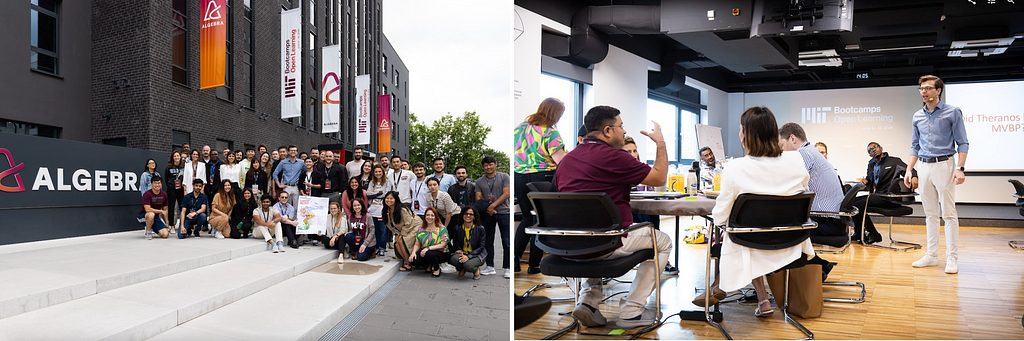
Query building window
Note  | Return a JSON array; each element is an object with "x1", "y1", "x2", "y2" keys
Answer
[
  {"x1": 216, "y1": 0, "x2": 234, "y2": 101},
  {"x1": 103, "y1": 138, "x2": 127, "y2": 147},
  {"x1": 308, "y1": 0, "x2": 315, "y2": 25},
  {"x1": 645, "y1": 97, "x2": 701, "y2": 165},
  {"x1": 0, "y1": 118, "x2": 61, "y2": 138},
  {"x1": 392, "y1": 94, "x2": 396, "y2": 112},
  {"x1": 31, "y1": 0, "x2": 60, "y2": 75},
  {"x1": 171, "y1": 0, "x2": 188, "y2": 84},
  {"x1": 172, "y1": 130, "x2": 191, "y2": 151},
  {"x1": 241, "y1": 0, "x2": 254, "y2": 108},
  {"x1": 382, "y1": 55, "x2": 387, "y2": 75},
  {"x1": 391, "y1": 121, "x2": 396, "y2": 140},
  {"x1": 394, "y1": 70, "x2": 399, "y2": 87},
  {"x1": 539, "y1": 73, "x2": 583, "y2": 150}
]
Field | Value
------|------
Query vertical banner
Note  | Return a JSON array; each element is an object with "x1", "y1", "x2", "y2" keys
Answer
[
  {"x1": 280, "y1": 8, "x2": 302, "y2": 119},
  {"x1": 199, "y1": 0, "x2": 227, "y2": 90},
  {"x1": 378, "y1": 94, "x2": 391, "y2": 153},
  {"x1": 355, "y1": 75, "x2": 371, "y2": 145},
  {"x1": 320, "y1": 45, "x2": 341, "y2": 133}
]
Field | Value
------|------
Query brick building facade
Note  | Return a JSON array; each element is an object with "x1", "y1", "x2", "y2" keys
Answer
[{"x1": 2, "y1": 0, "x2": 409, "y2": 159}]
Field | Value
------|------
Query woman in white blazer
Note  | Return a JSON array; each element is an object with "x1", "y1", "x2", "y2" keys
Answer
[
  {"x1": 711, "y1": 106, "x2": 816, "y2": 317},
  {"x1": 183, "y1": 149, "x2": 207, "y2": 193}
]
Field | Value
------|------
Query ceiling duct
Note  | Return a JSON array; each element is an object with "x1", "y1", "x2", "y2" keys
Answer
[
  {"x1": 798, "y1": 49, "x2": 841, "y2": 67},
  {"x1": 566, "y1": 5, "x2": 661, "y2": 66},
  {"x1": 948, "y1": 26, "x2": 1014, "y2": 58},
  {"x1": 648, "y1": 50, "x2": 698, "y2": 91}
]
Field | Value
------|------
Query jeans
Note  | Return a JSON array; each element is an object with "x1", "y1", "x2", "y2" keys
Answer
[
  {"x1": 178, "y1": 213, "x2": 207, "y2": 239},
  {"x1": 373, "y1": 217, "x2": 390, "y2": 251},
  {"x1": 514, "y1": 171, "x2": 552, "y2": 269},
  {"x1": 344, "y1": 233, "x2": 373, "y2": 261},
  {"x1": 484, "y1": 213, "x2": 511, "y2": 268}
]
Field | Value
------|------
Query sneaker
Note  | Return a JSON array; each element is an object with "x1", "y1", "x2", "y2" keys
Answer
[
  {"x1": 615, "y1": 307, "x2": 657, "y2": 329},
  {"x1": 912, "y1": 255, "x2": 938, "y2": 268},
  {"x1": 571, "y1": 304, "x2": 607, "y2": 327},
  {"x1": 277, "y1": 241, "x2": 286, "y2": 252},
  {"x1": 377, "y1": 249, "x2": 385, "y2": 256},
  {"x1": 145, "y1": 231, "x2": 152, "y2": 240},
  {"x1": 311, "y1": 239, "x2": 320, "y2": 246},
  {"x1": 503, "y1": 269, "x2": 511, "y2": 278},
  {"x1": 271, "y1": 243, "x2": 279, "y2": 253},
  {"x1": 663, "y1": 263, "x2": 679, "y2": 275},
  {"x1": 337, "y1": 254, "x2": 346, "y2": 263},
  {"x1": 194, "y1": 233, "x2": 200, "y2": 239},
  {"x1": 945, "y1": 256, "x2": 958, "y2": 274},
  {"x1": 480, "y1": 266, "x2": 496, "y2": 276},
  {"x1": 215, "y1": 231, "x2": 225, "y2": 239}
]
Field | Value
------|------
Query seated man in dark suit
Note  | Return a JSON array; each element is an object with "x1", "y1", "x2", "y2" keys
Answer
[{"x1": 852, "y1": 142, "x2": 918, "y2": 244}]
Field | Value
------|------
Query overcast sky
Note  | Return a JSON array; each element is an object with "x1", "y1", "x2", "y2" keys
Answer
[{"x1": 382, "y1": 0, "x2": 511, "y2": 152}]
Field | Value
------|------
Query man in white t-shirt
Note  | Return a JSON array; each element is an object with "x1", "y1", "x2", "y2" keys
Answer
[
  {"x1": 386, "y1": 155, "x2": 415, "y2": 207},
  {"x1": 346, "y1": 146, "x2": 366, "y2": 179},
  {"x1": 410, "y1": 162, "x2": 429, "y2": 217}
]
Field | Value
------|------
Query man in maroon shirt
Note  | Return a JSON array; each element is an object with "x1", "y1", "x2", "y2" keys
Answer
[
  {"x1": 551, "y1": 105, "x2": 672, "y2": 329},
  {"x1": 138, "y1": 175, "x2": 170, "y2": 240}
]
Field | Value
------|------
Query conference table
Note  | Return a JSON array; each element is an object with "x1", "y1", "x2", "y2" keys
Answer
[{"x1": 630, "y1": 196, "x2": 717, "y2": 273}]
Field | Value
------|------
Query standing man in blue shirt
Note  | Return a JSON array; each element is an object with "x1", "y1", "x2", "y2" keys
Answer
[
  {"x1": 273, "y1": 145, "x2": 305, "y2": 208},
  {"x1": 906, "y1": 75, "x2": 969, "y2": 274}
]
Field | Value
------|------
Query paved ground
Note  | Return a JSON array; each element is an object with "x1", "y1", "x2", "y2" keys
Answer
[{"x1": 340, "y1": 248, "x2": 510, "y2": 341}]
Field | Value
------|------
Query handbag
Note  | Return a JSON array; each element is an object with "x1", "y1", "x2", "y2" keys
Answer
[{"x1": 765, "y1": 264, "x2": 823, "y2": 318}]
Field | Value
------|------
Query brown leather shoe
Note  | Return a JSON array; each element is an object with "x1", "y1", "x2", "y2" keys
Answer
[{"x1": 458, "y1": 269, "x2": 466, "y2": 280}]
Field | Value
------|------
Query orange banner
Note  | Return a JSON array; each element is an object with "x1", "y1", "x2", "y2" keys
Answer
[
  {"x1": 378, "y1": 95, "x2": 391, "y2": 153},
  {"x1": 200, "y1": 0, "x2": 226, "y2": 90}
]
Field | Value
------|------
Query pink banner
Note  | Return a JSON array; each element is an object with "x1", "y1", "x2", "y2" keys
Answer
[{"x1": 378, "y1": 95, "x2": 391, "y2": 153}]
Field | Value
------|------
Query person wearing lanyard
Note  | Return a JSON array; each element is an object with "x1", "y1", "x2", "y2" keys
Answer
[
  {"x1": 853, "y1": 142, "x2": 918, "y2": 244},
  {"x1": 474, "y1": 155, "x2": 511, "y2": 278},
  {"x1": 298, "y1": 158, "x2": 325, "y2": 197},
  {"x1": 387, "y1": 155, "x2": 415, "y2": 207},
  {"x1": 273, "y1": 145, "x2": 305, "y2": 208},
  {"x1": 907, "y1": 75, "x2": 969, "y2": 274},
  {"x1": 410, "y1": 162, "x2": 429, "y2": 218},
  {"x1": 183, "y1": 149, "x2": 207, "y2": 204},
  {"x1": 252, "y1": 194, "x2": 286, "y2": 253}
]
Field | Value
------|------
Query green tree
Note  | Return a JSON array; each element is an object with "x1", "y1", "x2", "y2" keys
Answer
[{"x1": 409, "y1": 111, "x2": 509, "y2": 179}]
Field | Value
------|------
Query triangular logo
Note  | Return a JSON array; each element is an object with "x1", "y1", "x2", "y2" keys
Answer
[
  {"x1": 379, "y1": 120, "x2": 391, "y2": 130},
  {"x1": 204, "y1": 1, "x2": 222, "y2": 21}
]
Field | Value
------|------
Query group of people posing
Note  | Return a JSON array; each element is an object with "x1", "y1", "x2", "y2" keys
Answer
[
  {"x1": 136, "y1": 144, "x2": 513, "y2": 279},
  {"x1": 513, "y1": 74, "x2": 968, "y2": 328}
]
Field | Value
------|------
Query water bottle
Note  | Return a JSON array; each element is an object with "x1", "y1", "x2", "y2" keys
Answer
[{"x1": 687, "y1": 168, "x2": 698, "y2": 196}]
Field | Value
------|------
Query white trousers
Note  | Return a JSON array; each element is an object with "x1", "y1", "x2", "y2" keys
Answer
[
  {"x1": 254, "y1": 222, "x2": 284, "y2": 243},
  {"x1": 568, "y1": 228, "x2": 672, "y2": 318},
  {"x1": 918, "y1": 158, "x2": 959, "y2": 259}
]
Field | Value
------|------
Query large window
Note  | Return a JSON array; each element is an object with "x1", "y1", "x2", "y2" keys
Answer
[
  {"x1": 171, "y1": 0, "x2": 187, "y2": 84},
  {"x1": 538, "y1": 73, "x2": 582, "y2": 150},
  {"x1": 241, "y1": 0, "x2": 254, "y2": 107},
  {"x1": 0, "y1": 119, "x2": 61, "y2": 138},
  {"x1": 646, "y1": 99, "x2": 678, "y2": 162},
  {"x1": 31, "y1": 0, "x2": 60, "y2": 75},
  {"x1": 646, "y1": 97, "x2": 701, "y2": 165},
  {"x1": 216, "y1": 0, "x2": 234, "y2": 101}
]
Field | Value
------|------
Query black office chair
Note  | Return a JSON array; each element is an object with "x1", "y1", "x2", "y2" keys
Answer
[
  {"x1": 525, "y1": 192, "x2": 663, "y2": 339},
  {"x1": 865, "y1": 179, "x2": 921, "y2": 252},
  {"x1": 810, "y1": 183, "x2": 864, "y2": 254},
  {"x1": 723, "y1": 192, "x2": 818, "y2": 340},
  {"x1": 520, "y1": 181, "x2": 574, "y2": 303},
  {"x1": 1009, "y1": 179, "x2": 1024, "y2": 250},
  {"x1": 808, "y1": 184, "x2": 867, "y2": 303}
]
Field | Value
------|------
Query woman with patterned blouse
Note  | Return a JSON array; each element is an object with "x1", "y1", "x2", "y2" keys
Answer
[
  {"x1": 425, "y1": 177, "x2": 460, "y2": 227},
  {"x1": 513, "y1": 97, "x2": 566, "y2": 274},
  {"x1": 408, "y1": 207, "x2": 450, "y2": 277}
]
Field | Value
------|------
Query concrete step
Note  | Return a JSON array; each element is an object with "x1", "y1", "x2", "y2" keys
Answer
[
  {"x1": 0, "y1": 241, "x2": 339, "y2": 340},
  {"x1": 0, "y1": 231, "x2": 275, "y2": 320},
  {"x1": 148, "y1": 257, "x2": 400, "y2": 341}
]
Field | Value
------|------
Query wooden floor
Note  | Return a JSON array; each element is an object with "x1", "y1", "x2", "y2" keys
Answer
[{"x1": 514, "y1": 217, "x2": 1024, "y2": 340}]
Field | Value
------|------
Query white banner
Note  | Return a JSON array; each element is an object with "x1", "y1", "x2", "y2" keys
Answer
[
  {"x1": 296, "y1": 196, "x2": 330, "y2": 235},
  {"x1": 280, "y1": 8, "x2": 302, "y2": 119},
  {"x1": 355, "y1": 74, "x2": 371, "y2": 144},
  {"x1": 320, "y1": 45, "x2": 341, "y2": 133}
]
